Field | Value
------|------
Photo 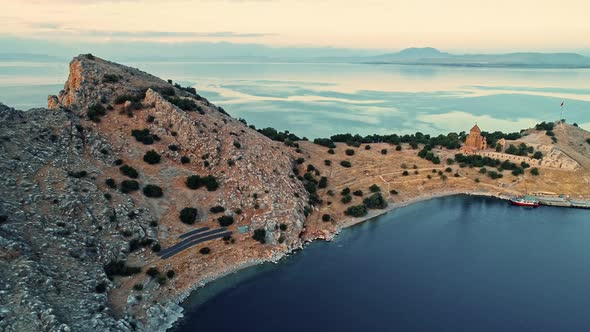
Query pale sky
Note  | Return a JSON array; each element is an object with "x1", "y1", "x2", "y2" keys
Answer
[{"x1": 2, "y1": 0, "x2": 590, "y2": 51}]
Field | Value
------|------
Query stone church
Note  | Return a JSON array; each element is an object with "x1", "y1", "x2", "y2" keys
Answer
[{"x1": 461, "y1": 124, "x2": 487, "y2": 153}]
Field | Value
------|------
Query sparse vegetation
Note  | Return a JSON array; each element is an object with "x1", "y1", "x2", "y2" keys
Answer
[
  {"x1": 186, "y1": 175, "x2": 219, "y2": 191},
  {"x1": 179, "y1": 207, "x2": 198, "y2": 224},
  {"x1": 200, "y1": 247, "x2": 211, "y2": 255},
  {"x1": 345, "y1": 149, "x2": 355, "y2": 156},
  {"x1": 344, "y1": 204, "x2": 368, "y2": 217},
  {"x1": 369, "y1": 184, "x2": 381, "y2": 192},
  {"x1": 340, "y1": 160, "x2": 352, "y2": 168},
  {"x1": 142, "y1": 185, "x2": 163, "y2": 198},
  {"x1": 104, "y1": 260, "x2": 141, "y2": 278},
  {"x1": 531, "y1": 167, "x2": 540, "y2": 176},
  {"x1": 87, "y1": 104, "x2": 107, "y2": 122},
  {"x1": 181, "y1": 156, "x2": 190, "y2": 164},
  {"x1": 253, "y1": 229, "x2": 266, "y2": 244},
  {"x1": 210, "y1": 205, "x2": 225, "y2": 213},
  {"x1": 363, "y1": 193, "x2": 387, "y2": 209},
  {"x1": 143, "y1": 150, "x2": 161, "y2": 164},
  {"x1": 322, "y1": 214, "x2": 331, "y2": 222},
  {"x1": 217, "y1": 215, "x2": 234, "y2": 227},
  {"x1": 120, "y1": 165, "x2": 139, "y2": 178},
  {"x1": 120, "y1": 180, "x2": 139, "y2": 193}
]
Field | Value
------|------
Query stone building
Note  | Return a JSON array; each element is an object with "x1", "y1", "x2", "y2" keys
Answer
[{"x1": 461, "y1": 124, "x2": 487, "y2": 153}]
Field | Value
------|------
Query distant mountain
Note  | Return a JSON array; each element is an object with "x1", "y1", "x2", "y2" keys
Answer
[{"x1": 361, "y1": 47, "x2": 590, "y2": 68}]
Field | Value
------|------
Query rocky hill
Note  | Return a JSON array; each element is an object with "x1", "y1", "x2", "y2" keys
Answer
[{"x1": 0, "y1": 55, "x2": 308, "y2": 331}]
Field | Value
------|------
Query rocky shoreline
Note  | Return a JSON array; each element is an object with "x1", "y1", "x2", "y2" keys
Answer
[{"x1": 151, "y1": 190, "x2": 513, "y2": 331}]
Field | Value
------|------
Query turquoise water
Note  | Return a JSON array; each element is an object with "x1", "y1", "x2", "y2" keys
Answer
[
  {"x1": 174, "y1": 196, "x2": 590, "y2": 332},
  {"x1": 1, "y1": 61, "x2": 590, "y2": 138}
]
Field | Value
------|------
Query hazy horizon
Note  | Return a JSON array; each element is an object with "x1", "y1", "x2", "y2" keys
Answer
[{"x1": 2, "y1": 0, "x2": 590, "y2": 59}]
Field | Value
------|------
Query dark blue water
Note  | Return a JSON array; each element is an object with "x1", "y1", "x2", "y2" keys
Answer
[{"x1": 174, "y1": 196, "x2": 590, "y2": 332}]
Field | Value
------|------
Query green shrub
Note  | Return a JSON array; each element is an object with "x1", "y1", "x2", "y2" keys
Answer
[
  {"x1": 381, "y1": 149, "x2": 387, "y2": 155},
  {"x1": 345, "y1": 149, "x2": 355, "y2": 156},
  {"x1": 181, "y1": 156, "x2": 190, "y2": 164},
  {"x1": 114, "y1": 94, "x2": 141, "y2": 105},
  {"x1": 156, "y1": 275, "x2": 167, "y2": 285},
  {"x1": 395, "y1": 145, "x2": 402, "y2": 151},
  {"x1": 279, "y1": 223, "x2": 287, "y2": 231},
  {"x1": 233, "y1": 141, "x2": 241, "y2": 149},
  {"x1": 151, "y1": 243, "x2": 161, "y2": 252},
  {"x1": 165, "y1": 96, "x2": 201, "y2": 113},
  {"x1": 234, "y1": 208, "x2": 243, "y2": 215},
  {"x1": 87, "y1": 104, "x2": 107, "y2": 122},
  {"x1": 353, "y1": 190, "x2": 363, "y2": 197},
  {"x1": 296, "y1": 157, "x2": 305, "y2": 164},
  {"x1": 253, "y1": 229, "x2": 266, "y2": 244},
  {"x1": 68, "y1": 170, "x2": 87, "y2": 178},
  {"x1": 365, "y1": 145, "x2": 371, "y2": 150},
  {"x1": 179, "y1": 207, "x2": 198, "y2": 224},
  {"x1": 322, "y1": 214, "x2": 331, "y2": 222},
  {"x1": 142, "y1": 184, "x2": 163, "y2": 198},
  {"x1": 328, "y1": 149, "x2": 335, "y2": 154},
  {"x1": 344, "y1": 205, "x2": 367, "y2": 217},
  {"x1": 314, "y1": 138, "x2": 336, "y2": 148},
  {"x1": 166, "y1": 270, "x2": 176, "y2": 279},
  {"x1": 532, "y1": 151, "x2": 543, "y2": 160},
  {"x1": 390, "y1": 189, "x2": 399, "y2": 195},
  {"x1": 199, "y1": 247, "x2": 211, "y2": 254},
  {"x1": 445, "y1": 167, "x2": 452, "y2": 173},
  {"x1": 95, "y1": 281, "x2": 107, "y2": 293},
  {"x1": 341, "y1": 195, "x2": 352, "y2": 204},
  {"x1": 143, "y1": 150, "x2": 161, "y2": 164},
  {"x1": 120, "y1": 165, "x2": 139, "y2": 178},
  {"x1": 217, "y1": 215, "x2": 234, "y2": 227},
  {"x1": 324, "y1": 160, "x2": 332, "y2": 166},
  {"x1": 369, "y1": 184, "x2": 381, "y2": 192},
  {"x1": 341, "y1": 187, "x2": 350, "y2": 195},
  {"x1": 530, "y1": 167, "x2": 540, "y2": 176},
  {"x1": 103, "y1": 74, "x2": 120, "y2": 83},
  {"x1": 104, "y1": 260, "x2": 141, "y2": 278},
  {"x1": 363, "y1": 193, "x2": 387, "y2": 209},
  {"x1": 402, "y1": 170, "x2": 409, "y2": 176},
  {"x1": 340, "y1": 160, "x2": 352, "y2": 168},
  {"x1": 147, "y1": 115, "x2": 155, "y2": 123},
  {"x1": 120, "y1": 180, "x2": 139, "y2": 193},
  {"x1": 318, "y1": 176, "x2": 328, "y2": 189},
  {"x1": 133, "y1": 283, "x2": 144, "y2": 291},
  {"x1": 210, "y1": 205, "x2": 225, "y2": 213},
  {"x1": 186, "y1": 175, "x2": 219, "y2": 191}
]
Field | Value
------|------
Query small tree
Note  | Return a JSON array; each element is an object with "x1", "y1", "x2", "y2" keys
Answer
[
  {"x1": 210, "y1": 205, "x2": 226, "y2": 213},
  {"x1": 530, "y1": 167, "x2": 540, "y2": 176},
  {"x1": 199, "y1": 247, "x2": 210, "y2": 255},
  {"x1": 179, "y1": 207, "x2": 198, "y2": 224},
  {"x1": 253, "y1": 229, "x2": 266, "y2": 244},
  {"x1": 120, "y1": 180, "x2": 139, "y2": 193},
  {"x1": 381, "y1": 149, "x2": 387, "y2": 155},
  {"x1": 120, "y1": 165, "x2": 139, "y2": 178},
  {"x1": 345, "y1": 149, "x2": 355, "y2": 156},
  {"x1": 318, "y1": 176, "x2": 328, "y2": 189},
  {"x1": 143, "y1": 150, "x2": 161, "y2": 164},
  {"x1": 217, "y1": 215, "x2": 234, "y2": 227},
  {"x1": 322, "y1": 214, "x2": 331, "y2": 222},
  {"x1": 344, "y1": 205, "x2": 368, "y2": 217},
  {"x1": 142, "y1": 185, "x2": 163, "y2": 198},
  {"x1": 369, "y1": 184, "x2": 381, "y2": 192},
  {"x1": 105, "y1": 178, "x2": 116, "y2": 189},
  {"x1": 340, "y1": 160, "x2": 352, "y2": 168}
]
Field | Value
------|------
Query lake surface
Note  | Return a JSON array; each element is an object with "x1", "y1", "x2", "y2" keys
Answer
[
  {"x1": 174, "y1": 196, "x2": 590, "y2": 332},
  {"x1": 2, "y1": 61, "x2": 590, "y2": 138}
]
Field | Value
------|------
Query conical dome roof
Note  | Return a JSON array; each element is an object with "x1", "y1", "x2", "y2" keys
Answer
[{"x1": 470, "y1": 124, "x2": 481, "y2": 133}]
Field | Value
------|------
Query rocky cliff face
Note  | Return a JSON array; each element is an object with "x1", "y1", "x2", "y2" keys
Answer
[{"x1": 0, "y1": 55, "x2": 308, "y2": 331}]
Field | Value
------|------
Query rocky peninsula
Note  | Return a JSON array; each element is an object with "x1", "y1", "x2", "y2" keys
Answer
[{"x1": 1, "y1": 55, "x2": 589, "y2": 331}]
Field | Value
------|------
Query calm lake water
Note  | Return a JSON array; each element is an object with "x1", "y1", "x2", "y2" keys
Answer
[
  {"x1": 174, "y1": 196, "x2": 590, "y2": 332},
  {"x1": 1, "y1": 61, "x2": 590, "y2": 138}
]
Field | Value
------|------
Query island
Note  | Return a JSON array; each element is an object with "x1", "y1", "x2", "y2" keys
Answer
[{"x1": 1, "y1": 55, "x2": 589, "y2": 332}]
